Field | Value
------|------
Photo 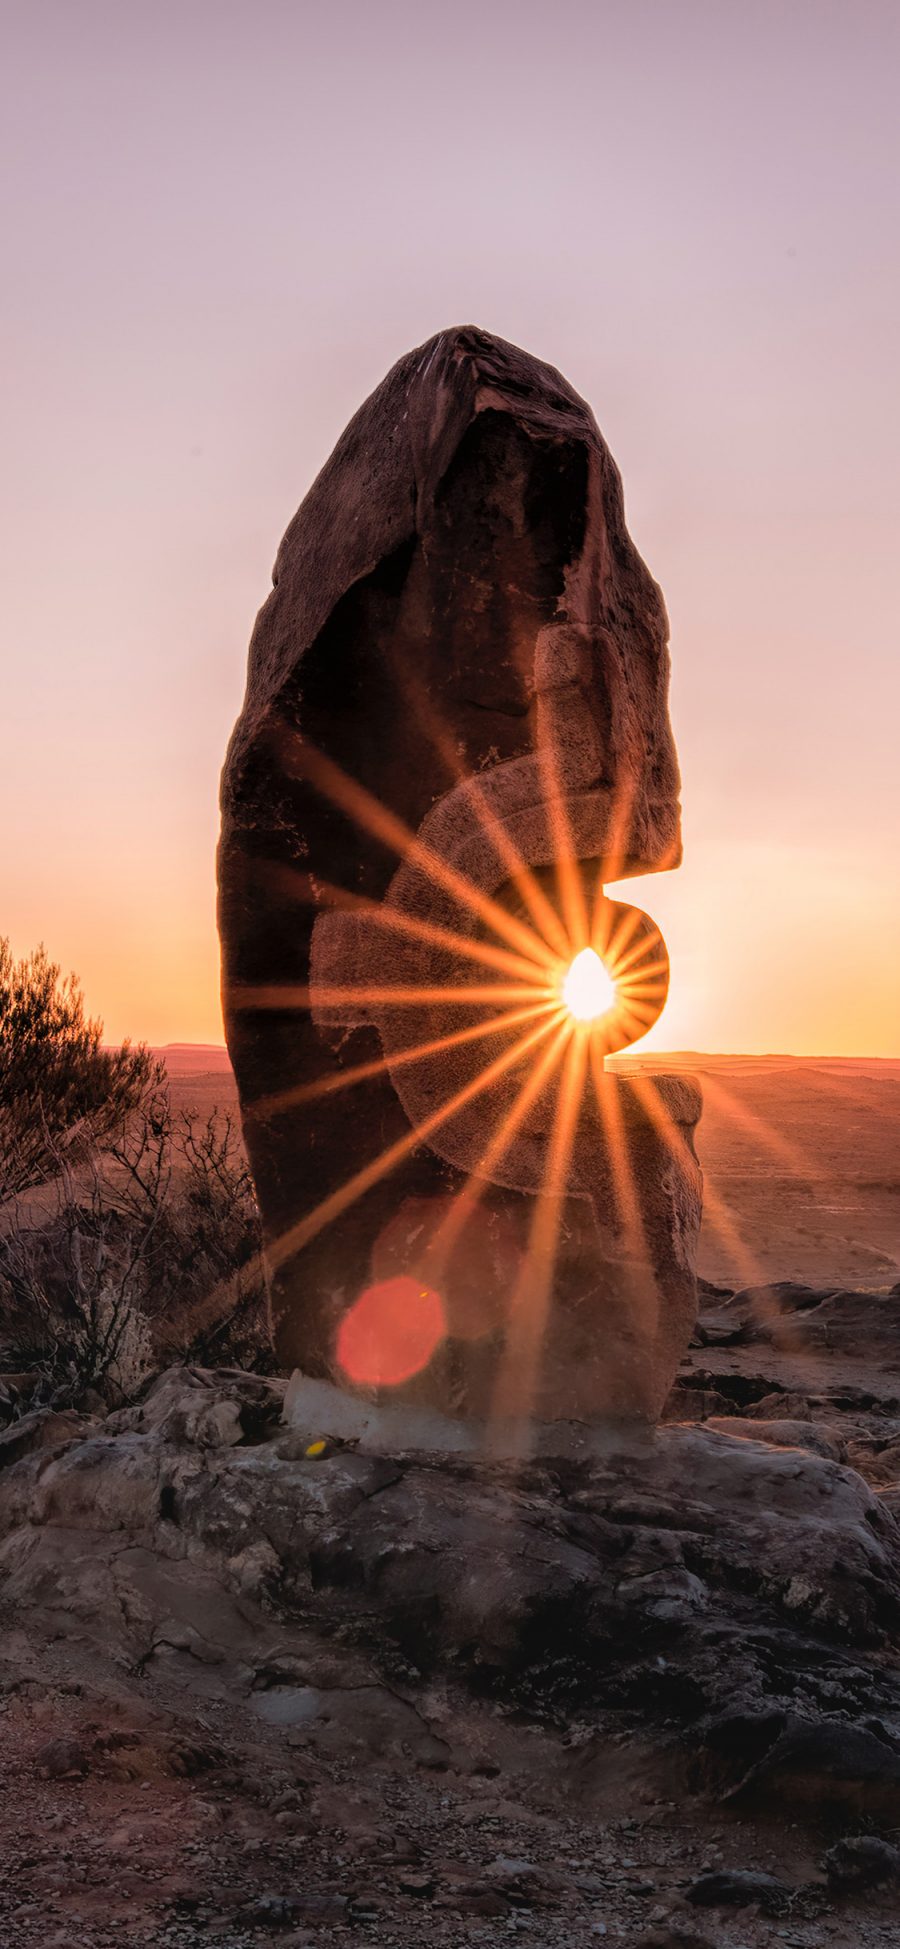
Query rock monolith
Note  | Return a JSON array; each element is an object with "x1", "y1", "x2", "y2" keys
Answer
[{"x1": 219, "y1": 326, "x2": 701, "y2": 1425}]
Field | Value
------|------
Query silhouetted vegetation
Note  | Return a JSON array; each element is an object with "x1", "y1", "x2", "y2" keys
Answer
[
  {"x1": 0, "y1": 938, "x2": 157, "y2": 1197},
  {"x1": 0, "y1": 943, "x2": 269, "y2": 1410}
]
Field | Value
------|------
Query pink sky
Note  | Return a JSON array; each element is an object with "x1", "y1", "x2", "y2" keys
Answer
[{"x1": 2, "y1": 0, "x2": 898, "y2": 1054}]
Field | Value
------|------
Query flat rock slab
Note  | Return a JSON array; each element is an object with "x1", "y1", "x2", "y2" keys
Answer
[{"x1": 4, "y1": 1365, "x2": 900, "y2": 1825}]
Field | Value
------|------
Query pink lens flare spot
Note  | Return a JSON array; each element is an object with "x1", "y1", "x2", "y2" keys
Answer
[{"x1": 336, "y1": 1275, "x2": 447, "y2": 1386}]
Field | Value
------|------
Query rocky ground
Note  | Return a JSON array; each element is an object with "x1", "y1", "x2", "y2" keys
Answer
[{"x1": 4, "y1": 1277, "x2": 900, "y2": 1947}]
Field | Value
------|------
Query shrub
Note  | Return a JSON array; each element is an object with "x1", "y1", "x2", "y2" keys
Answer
[
  {"x1": 0, "y1": 943, "x2": 270, "y2": 1408},
  {"x1": 0, "y1": 1089, "x2": 269, "y2": 1407},
  {"x1": 0, "y1": 938, "x2": 158, "y2": 1197}
]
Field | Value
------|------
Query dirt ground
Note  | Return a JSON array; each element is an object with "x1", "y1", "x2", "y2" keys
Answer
[{"x1": 3, "y1": 1636, "x2": 899, "y2": 1949}]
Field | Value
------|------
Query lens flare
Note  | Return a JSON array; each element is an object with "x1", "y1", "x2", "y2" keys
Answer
[
  {"x1": 336, "y1": 1275, "x2": 446, "y2": 1386},
  {"x1": 561, "y1": 946, "x2": 616, "y2": 1023}
]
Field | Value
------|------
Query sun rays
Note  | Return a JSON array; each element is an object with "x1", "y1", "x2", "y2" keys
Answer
[
  {"x1": 228, "y1": 727, "x2": 808, "y2": 1421},
  {"x1": 491, "y1": 1026, "x2": 589, "y2": 1428},
  {"x1": 229, "y1": 729, "x2": 687, "y2": 1410},
  {"x1": 266, "y1": 1004, "x2": 565, "y2": 1274}
]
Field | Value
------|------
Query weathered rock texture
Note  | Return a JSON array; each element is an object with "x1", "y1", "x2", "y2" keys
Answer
[
  {"x1": 5, "y1": 1349, "x2": 900, "y2": 1826},
  {"x1": 219, "y1": 326, "x2": 701, "y2": 1415},
  {"x1": 5, "y1": 1280, "x2": 900, "y2": 1945}
]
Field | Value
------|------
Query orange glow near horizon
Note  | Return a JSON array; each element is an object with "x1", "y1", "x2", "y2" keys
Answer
[{"x1": 36, "y1": 838, "x2": 897, "y2": 1059}]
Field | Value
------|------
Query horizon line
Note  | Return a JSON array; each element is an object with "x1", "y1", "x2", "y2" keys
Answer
[{"x1": 146, "y1": 1042, "x2": 900, "y2": 1063}]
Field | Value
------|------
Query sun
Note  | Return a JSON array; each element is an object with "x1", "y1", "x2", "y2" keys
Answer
[{"x1": 561, "y1": 945, "x2": 617, "y2": 1023}]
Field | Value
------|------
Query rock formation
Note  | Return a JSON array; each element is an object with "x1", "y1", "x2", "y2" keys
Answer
[
  {"x1": 4, "y1": 1278, "x2": 900, "y2": 1939},
  {"x1": 6, "y1": 1346, "x2": 900, "y2": 1809},
  {"x1": 219, "y1": 326, "x2": 701, "y2": 1421}
]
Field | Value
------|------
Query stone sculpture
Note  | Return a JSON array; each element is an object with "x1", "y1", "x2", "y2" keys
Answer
[{"x1": 219, "y1": 325, "x2": 702, "y2": 1425}]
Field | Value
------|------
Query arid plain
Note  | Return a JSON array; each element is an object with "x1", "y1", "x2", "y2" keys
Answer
[{"x1": 162, "y1": 1047, "x2": 900, "y2": 1298}]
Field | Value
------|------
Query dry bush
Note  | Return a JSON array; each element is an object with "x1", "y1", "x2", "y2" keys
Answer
[
  {"x1": 0, "y1": 938, "x2": 157, "y2": 1197},
  {"x1": 144, "y1": 1106, "x2": 271, "y2": 1370},
  {"x1": 0, "y1": 1086, "x2": 270, "y2": 1412}
]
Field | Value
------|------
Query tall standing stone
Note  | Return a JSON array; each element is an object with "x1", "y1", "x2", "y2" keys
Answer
[{"x1": 219, "y1": 326, "x2": 701, "y2": 1424}]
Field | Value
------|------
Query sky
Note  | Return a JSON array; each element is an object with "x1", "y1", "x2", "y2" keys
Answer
[{"x1": 2, "y1": 0, "x2": 898, "y2": 1056}]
